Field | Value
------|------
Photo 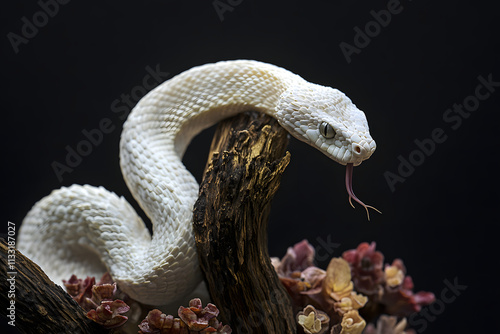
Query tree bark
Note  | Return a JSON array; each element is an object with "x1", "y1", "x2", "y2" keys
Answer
[
  {"x1": 193, "y1": 111, "x2": 296, "y2": 333},
  {"x1": 0, "y1": 239, "x2": 107, "y2": 334}
]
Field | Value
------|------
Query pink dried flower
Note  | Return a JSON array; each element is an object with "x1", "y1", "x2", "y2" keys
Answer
[
  {"x1": 301, "y1": 267, "x2": 327, "y2": 290},
  {"x1": 342, "y1": 242, "x2": 384, "y2": 297},
  {"x1": 62, "y1": 274, "x2": 83, "y2": 297},
  {"x1": 381, "y1": 275, "x2": 435, "y2": 316},
  {"x1": 275, "y1": 239, "x2": 315, "y2": 277},
  {"x1": 63, "y1": 275, "x2": 97, "y2": 311},
  {"x1": 139, "y1": 299, "x2": 231, "y2": 334},
  {"x1": 178, "y1": 298, "x2": 220, "y2": 331},
  {"x1": 63, "y1": 273, "x2": 131, "y2": 329},
  {"x1": 375, "y1": 259, "x2": 435, "y2": 316},
  {"x1": 86, "y1": 299, "x2": 130, "y2": 329},
  {"x1": 342, "y1": 245, "x2": 435, "y2": 319},
  {"x1": 97, "y1": 272, "x2": 114, "y2": 285},
  {"x1": 138, "y1": 309, "x2": 188, "y2": 334},
  {"x1": 91, "y1": 283, "x2": 117, "y2": 304}
]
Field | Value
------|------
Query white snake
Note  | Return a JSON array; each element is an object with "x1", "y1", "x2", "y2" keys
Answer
[{"x1": 18, "y1": 60, "x2": 377, "y2": 308}]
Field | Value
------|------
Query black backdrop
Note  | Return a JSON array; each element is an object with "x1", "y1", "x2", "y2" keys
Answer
[{"x1": 1, "y1": 1, "x2": 498, "y2": 333}]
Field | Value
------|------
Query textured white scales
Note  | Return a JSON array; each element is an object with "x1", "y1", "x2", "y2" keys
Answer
[{"x1": 18, "y1": 60, "x2": 376, "y2": 308}]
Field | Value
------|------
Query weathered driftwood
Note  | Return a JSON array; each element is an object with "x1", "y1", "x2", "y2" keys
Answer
[
  {"x1": 193, "y1": 111, "x2": 296, "y2": 333},
  {"x1": 0, "y1": 239, "x2": 107, "y2": 334}
]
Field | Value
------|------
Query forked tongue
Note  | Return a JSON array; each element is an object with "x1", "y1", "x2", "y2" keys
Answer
[{"x1": 345, "y1": 163, "x2": 381, "y2": 221}]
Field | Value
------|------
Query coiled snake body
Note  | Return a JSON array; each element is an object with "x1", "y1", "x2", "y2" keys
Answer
[{"x1": 18, "y1": 60, "x2": 376, "y2": 308}]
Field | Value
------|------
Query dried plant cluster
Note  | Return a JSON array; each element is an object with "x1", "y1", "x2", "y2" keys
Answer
[
  {"x1": 64, "y1": 275, "x2": 231, "y2": 333},
  {"x1": 63, "y1": 273, "x2": 131, "y2": 329},
  {"x1": 138, "y1": 299, "x2": 232, "y2": 334},
  {"x1": 271, "y1": 240, "x2": 435, "y2": 333},
  {"x1": 63, "y1": 240, "x2": 433, "y2": 333}
]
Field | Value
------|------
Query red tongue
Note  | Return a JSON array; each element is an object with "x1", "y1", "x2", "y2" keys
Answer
[{"x1": 345, "y1": 163, "x2": 381, "y2": 221}]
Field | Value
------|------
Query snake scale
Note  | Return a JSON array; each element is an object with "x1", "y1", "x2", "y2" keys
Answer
[{"x1": 18, "y1": 60, "x2": 377, "y2": 308}]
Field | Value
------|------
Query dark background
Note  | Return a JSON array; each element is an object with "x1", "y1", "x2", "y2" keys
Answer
[{"x1": 1, "y1": 0, "x2": 498, "y2": 332}]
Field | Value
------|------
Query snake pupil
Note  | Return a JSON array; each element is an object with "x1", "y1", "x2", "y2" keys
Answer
[{"x1": 319, "y1": 122, "x2": 336, "y2": 139}]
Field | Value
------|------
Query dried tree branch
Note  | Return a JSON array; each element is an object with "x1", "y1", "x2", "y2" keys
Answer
[
  {"x1": 193, "y1": 111, "x2": 296, "y2": 333},
  {"x1": 0, "y1": 239, "x2": 107, "y2": 334}
]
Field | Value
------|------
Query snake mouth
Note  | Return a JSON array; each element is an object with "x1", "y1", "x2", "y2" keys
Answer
[{"x1": 345, "y1": 163, "x2": 381, "y2": 221}]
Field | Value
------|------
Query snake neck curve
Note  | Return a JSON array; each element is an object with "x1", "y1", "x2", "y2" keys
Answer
[{"x1": 116, "y1": 60, "x2": 303, "y2": 301}]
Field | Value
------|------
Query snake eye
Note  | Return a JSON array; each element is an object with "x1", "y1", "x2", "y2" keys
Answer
[{"x1": 319, "y1": 122, "x2": 336, "y2": 139}]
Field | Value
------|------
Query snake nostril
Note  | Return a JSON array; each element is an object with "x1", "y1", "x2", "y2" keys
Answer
[{"x1": 353, "y1": 144, "x2": 368, "y2": 157}]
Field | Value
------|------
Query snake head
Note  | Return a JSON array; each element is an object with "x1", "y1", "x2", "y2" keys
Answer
[
  {"x1": 276, "y1": 82, "x2": 380, "y2": 219},
  {"x1": 276, "y1": 83, "x2": 376, "y2": 166}
]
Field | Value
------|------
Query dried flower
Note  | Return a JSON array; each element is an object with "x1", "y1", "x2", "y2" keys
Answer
[
  {"x1": 363, "y1": 315, "x2": 415, "y2": 334},
  {"x1": 92, "y1": 283, "x2": 117, "y2": 303},
  {"x1": 377, "y1": 259, "x2": 434, "y2": 316},
  {"x1": 138, "y1": 309, "x2": 188, "y2": 334},
  {"x1": 272, "y1": 241, "x2": 369, "y2": 329},
  {"x1": 333, "y1": 293, "x2": 368, "y2": 315},
  {"x1": 138, "y1": 299, "x2": 232, "y2": 334},
  {"x1": 301, "y1": 267, "x2": 327, "y2": 290},
  {"x1": 385, "y1": 265, "x2": 404, "y2": 288},
  {"x1": 63, "y1": 273, "x2": 131, "y2": 329},
  {"x1": 274, "y1": 240, "x2": 435, "y2": 333},
  {"x1": 339, "y1": 310, "x2": 366, "y2": 334},
  {"x1": 63, "y1": 275, "x2": 97, "y2": 311},
  {"x1": 62, "y1": 274, "x2": 84, "y2": 297},
  {"x1": 271, "y1": 257, "x2": 281, "y2": 272},
  {"x1": 275, "y1": 239, "x2": 315, "y2": 277},
  {"x1": 322, "y1": 258, "x2": 367, "y2": 316},
  {"x1": 97, "y1": 272, "x2": 114, "y2": 285},
  {"x1": 296, "y1": 305, "x2": 330, "y2": 334},
  {"x1": 86, "y1": 299, "x2": 130, "y2": 329},
  {"x1": 178, "y1": 298, "x2": 220, "y2": 331},
  {"x1": 381, "y1": 275, "x2": 435, "y2": 316},
  {"x1": 323, "y1": 258, "x2": 354, "y2": 301},
  {"x1": 342, "y1": 242, "x2": 384, "y2": 297},
  {"x1": 273, "y1": 240, "x2": 325, "y2": 311}
]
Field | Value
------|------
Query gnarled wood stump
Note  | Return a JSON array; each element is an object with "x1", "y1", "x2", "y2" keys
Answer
[{"x1": 193, "y1": 111, "x2": 296, "y2": 333}]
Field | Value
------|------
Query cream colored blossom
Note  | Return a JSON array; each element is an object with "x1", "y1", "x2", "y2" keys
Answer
[
  {"x1": 296, "y1": 305, "x2": 330, "y2": 334},
  {"x1": 298, "y1": 311, "x2": 322, "y2": 334},
  {"x1": 385, "y1": 265, "x2": 405, "y2": 287},
  {"x1": 340, "y1": 310, "x2": 366, "y2": 334},
  {"x1": 334, "y1": 292, "x2": 368, "y2": 314},
  {"x1": 324, "y1": 258, "x2": 353, "y2": 300},
  {"x1": 323, "y1": 257, "x2": 368, "y2": 315}
]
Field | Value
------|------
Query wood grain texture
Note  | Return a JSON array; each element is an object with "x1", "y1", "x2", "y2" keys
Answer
[
  {"x1": 193, "y1": 111, "x2": 296, "y2": 333},
  {"x1": 0, "y1": 239, "x2": 107, "y2": 334}
]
